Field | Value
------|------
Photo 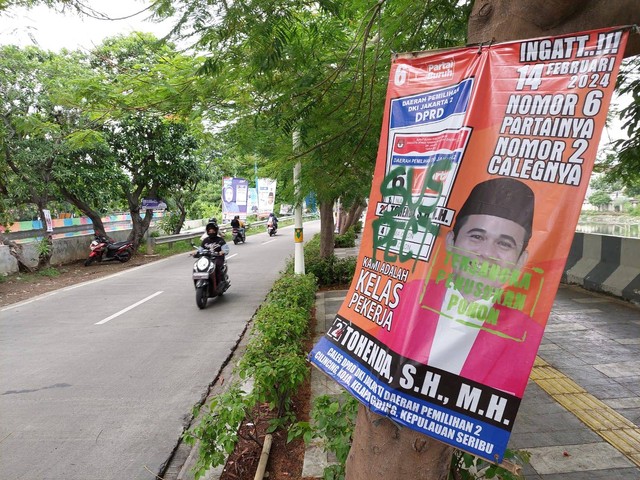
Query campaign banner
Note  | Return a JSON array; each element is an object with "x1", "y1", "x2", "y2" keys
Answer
[
  {"x1": 248, "y1": 188, "x2": 259, "y2": 215},
  {"x1": 309, "y1": 27, "x2": 628, "y2": 463},
  {"x1": 257, "y1": 178, "x2": 277, "y2": 214},
  {"x1": 222, "y1": 177, "x2": 249, "y2": 221},
  {"x1": 141, "y1": 198, "x2": 167, "y2": 210},
  {"x1": 42, "y1": 209, "x2": 53, "y2": 233}
]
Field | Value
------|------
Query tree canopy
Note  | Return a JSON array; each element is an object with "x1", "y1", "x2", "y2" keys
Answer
[{"x1": 1, "y1": 0, "x2": 638, "y2": 259}]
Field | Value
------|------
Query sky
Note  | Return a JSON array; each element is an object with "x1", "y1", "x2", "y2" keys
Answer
[{"x1": 0, "y1": 1, "x2": 173, "y2": 52}]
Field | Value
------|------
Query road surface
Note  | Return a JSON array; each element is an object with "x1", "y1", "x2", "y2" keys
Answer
[{"x1": 0, "y1": 221, "x2": 321, "y2": 480}]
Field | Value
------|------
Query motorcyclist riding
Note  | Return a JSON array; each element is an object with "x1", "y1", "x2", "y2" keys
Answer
[
  {"x1": 200, "y1": 217, "x2": 219, "y2": 242},
  {"x1": 230, "y1": 215, "x2": 246, "y2": 240},
  {"x1": 268, "y1": 212, "x2": 278, "y2": 229},
  {"x1": 201, "y1": 222, "x2": 227, "y2": 285}
]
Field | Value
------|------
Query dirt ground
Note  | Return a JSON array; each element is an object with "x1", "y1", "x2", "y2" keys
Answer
[{"x1": 0, "y1": 252, "x2": 316, "y2": 480}]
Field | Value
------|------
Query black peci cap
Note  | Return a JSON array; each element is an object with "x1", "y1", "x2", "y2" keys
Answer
[{"x1": 456, "y1": 178, "x2": 535, "y2": 237}]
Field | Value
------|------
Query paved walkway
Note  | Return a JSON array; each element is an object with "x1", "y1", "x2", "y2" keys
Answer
[{"x1": 303, "y1": 247, "x2": 640, "y2": 479}]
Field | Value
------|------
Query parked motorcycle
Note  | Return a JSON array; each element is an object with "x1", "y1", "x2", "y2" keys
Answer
[
  {"x1": 84, "y1": 235, "x2": 134, "y2": 266},
  {"x1": 192, "y1": 242, "x2": 230, "y2": 309},
  {"x1": 267, "y1": 220, "x2": 277, "y2": 237},
  {"x1": 232, "y1": 227, "x2": 246, "y2": 244}
]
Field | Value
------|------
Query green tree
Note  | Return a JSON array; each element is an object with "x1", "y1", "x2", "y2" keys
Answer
[
  {"x1": 77, "y1": 33, "x2": 211, "y2": 248},
  {"x1": 154, "y1": 0, "x2": 471, "y2": 257},
  {"x1": 588, "y1": 191, "x2": 612, "y2": 209},
  {"x1": 100, "y1": 112, "x2": 200, "y2": 248},
  {"x1": 597, "y1": 58, "x2": 640, "y2": 190},
  {"x1": 0, "y1": 45, "x2": 97, "y2": 268}
]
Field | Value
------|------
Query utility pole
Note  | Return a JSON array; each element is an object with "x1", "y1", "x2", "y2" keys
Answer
[{"x1": 293, "y1": 130, "x2": 305, "y2": 274}]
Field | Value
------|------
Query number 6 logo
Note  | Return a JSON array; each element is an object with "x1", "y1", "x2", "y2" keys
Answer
[{"x1": 394, "y1": 64, "x2": 408, "y2": 86}]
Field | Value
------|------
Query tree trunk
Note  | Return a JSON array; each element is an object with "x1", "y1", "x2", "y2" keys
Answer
[
  {"x1": 347, "y1": 3, "x2": 639, "y2": 480},
  {"x1": 346, "y1": 405, "x2": 454, "y2": 480},
  {"x1": 174, "y1": 203, "x2": 187, "y2": 235},
  {"x1": 467, "y1": 0, "x2": 640, "y2": 58},
  {"x1": 340, "y1": 201, "x2": 366, "y2": 234},
  {"x1": 59, "y1": 187, "x2": 107, "y2": 237},
  {"x1": 3, "y1": 239, "x2": 35, "y2": 273},
  {"x1": 318, "y1": 201, "x2": 335, "y2": 258},
  {"x1": 129, "y1": 209, "x2": 153, "y2": 251}
]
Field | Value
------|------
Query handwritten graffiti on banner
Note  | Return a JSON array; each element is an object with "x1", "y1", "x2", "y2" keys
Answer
[{"x1": 308, "y1": 26, "x2": 629, "y2": 464}]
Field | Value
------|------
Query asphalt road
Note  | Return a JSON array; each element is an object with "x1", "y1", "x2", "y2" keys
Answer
[{"x1": 0, "y1": 220, "x2": 321, "y2": 480}]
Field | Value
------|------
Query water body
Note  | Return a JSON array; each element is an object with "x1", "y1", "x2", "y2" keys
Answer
[{"x1": 576, "y1": 222, "x2": 640, "y2": 238}]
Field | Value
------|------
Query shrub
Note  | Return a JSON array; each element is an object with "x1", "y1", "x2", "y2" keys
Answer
[
  {"x1": 157, "y1": 213, "x2": 183, "y2": 235},
  {"x1": 334, "y1": 227, "x2": 356, "y2": 248},
  {"x1": 253, "y1": 304, "x2": 310, "y2": 345},
  {"x1": 267, "y1": 273, "x2": 317, "y2": 310},
  {"x1": 184, "y1": 268, "x2": 318, "y2": 478},
  {"x1": 284, "y1": 234, "x2": 356, "y2": 287},
  {"x1": 305, "y1": 254, "x2": 356, "y2": 287}
]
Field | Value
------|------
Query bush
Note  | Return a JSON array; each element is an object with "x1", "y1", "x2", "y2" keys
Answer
[
  {"x1": 267, "y1": 273, "x2": 317, "y2": 310},
  {"x1": 157, "y1": 213, "x2": 183, "y2": 235},
  {"x1": 306, "y1": 255, "x2": 356, "y2": 287},
  {"x1": 334, "y1": 227, "x2": 356, "y2": 248},
  {"x1": 293, "y1": 234, "x2": 357, "y2": 287},
  {"x1": 184, "y1": 269, "x2": 318, "y2": 478}
]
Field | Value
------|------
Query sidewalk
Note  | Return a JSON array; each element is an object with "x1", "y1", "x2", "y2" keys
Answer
[{"x1": 303, "y1": 250, "x2": 640, "y2": 478}]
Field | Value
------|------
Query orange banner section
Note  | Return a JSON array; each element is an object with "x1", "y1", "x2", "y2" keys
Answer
[{"x1": 310, "y1": 26, "x2": 629, "y2": 462}]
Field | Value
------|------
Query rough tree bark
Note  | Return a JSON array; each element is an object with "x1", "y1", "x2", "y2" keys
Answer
[
  {"x1": 319, "y1": 201, "x2": 336, "y2": 259},
  {"x1": 339, "y1": 200, "x2": 366, "y2": 235},
  {"x1": 346, "y1": 2, "x2": 639, "y2": 479},
  {"x1": 128, "y1": 208, "x2": 154, "y2": 251},
  {"x1": 467, "y1": 0, "x2": 640, "y2": 57},
  {"x1": 59, "y1": 187, "x2": 108, "y2": 238},
  {"x1": 346, "y1": 405, "x2": 454, "y2": 480},
  {"x1": 2, "y1": 238, "x2": 35, "y2": 273}
]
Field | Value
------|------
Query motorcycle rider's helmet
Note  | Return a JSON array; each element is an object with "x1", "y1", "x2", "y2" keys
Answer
[
  {"x1": 206, "y1": 222, "x2": 218, "y2": 235},
  {"x1": 208, "y1": 217, "x2": 218, "y2": 226}
]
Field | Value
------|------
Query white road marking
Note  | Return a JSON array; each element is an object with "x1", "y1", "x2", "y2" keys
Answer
[
  {"x1": 262, "y1": 239, "x2": 277, "y2": 245},
  {"x1": 95, "y1": 291, "x2": 163, "y2": 325},
  {"x1": 1, "y1": 291, "x2": 59, "y2": 312}
]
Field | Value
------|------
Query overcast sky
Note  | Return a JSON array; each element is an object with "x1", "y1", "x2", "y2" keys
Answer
[{"x1": 0, "y1": 1, "x2": 173, "y2": 52}]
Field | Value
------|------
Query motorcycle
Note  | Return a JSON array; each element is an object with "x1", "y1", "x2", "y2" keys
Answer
[
  {"x1": 267, "y1": 219, "x2": 278, "y2": 237},
  {"x1": 84, "y1": 235, "x2": 134, "y2": 266},
  {"x1": 192, "y1": 242, "x2": 231, "y2": 309},
  {"x1": 232, "y1": 227, "x2": 246, "y2": 244}
]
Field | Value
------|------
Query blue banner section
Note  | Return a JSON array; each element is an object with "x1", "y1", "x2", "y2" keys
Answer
[
  {"x1": 309, "y1": 333, "x2": 513, "y2": 462},
  {"x1": 389, "y1": 78, "x2": 473, "y2": 129},
  {"x1": 390, "y1": 152, "x2": 462, "y2": 168}
]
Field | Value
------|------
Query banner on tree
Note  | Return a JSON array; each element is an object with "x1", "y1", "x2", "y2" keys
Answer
[{"x1": 309, "y1": 27, "x2": 629, "y2": 462}]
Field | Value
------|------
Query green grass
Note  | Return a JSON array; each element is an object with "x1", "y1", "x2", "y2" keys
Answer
[
  {"x1": 139, "y1": 239, "x2": 196, "y2": 256},
  {"x1": 2, "y1": 266, "x2": 63, "y2": 284}
]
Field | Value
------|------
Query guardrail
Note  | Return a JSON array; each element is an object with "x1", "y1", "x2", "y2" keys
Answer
[{"x1": 146, "y1": 216, "x2": 302, "y2": 254}]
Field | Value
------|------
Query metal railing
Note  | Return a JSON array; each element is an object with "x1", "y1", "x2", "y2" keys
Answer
[{"x1": 146, "y1": 215, "x2": 304, "y2": 254}]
